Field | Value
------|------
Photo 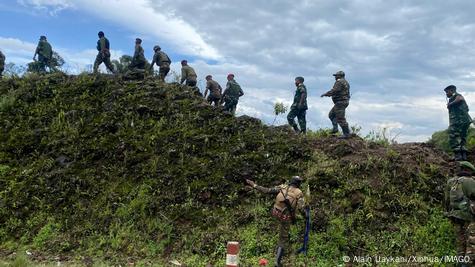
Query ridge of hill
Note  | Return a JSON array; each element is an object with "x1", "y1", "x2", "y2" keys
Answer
[{"x1": 0, "y1": 74, "x2": 457, "y2": 266}]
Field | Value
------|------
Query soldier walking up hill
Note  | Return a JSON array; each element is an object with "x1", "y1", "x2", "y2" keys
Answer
[
  {"x1": 149, "y1": 45, "x2": 171, "y2": 81},
  {"x1": 287, "y1": 76, "x2": 307, "y2": 134},
  {"x1": 221, "y1": 74, "x2": 244, "y2": 114},
  {"x1": 321, "y1": 71, "x2": 351, "y2": 139},
  {"x1": 93, "y1": 31, "x2": 115, "y2": 74},
  {"x1": 33, "y1": 35, "x2": 55, "y2": 73}
]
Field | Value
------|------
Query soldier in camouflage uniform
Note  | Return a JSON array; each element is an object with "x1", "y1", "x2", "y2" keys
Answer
[
  {"x1": 33, "y1": 36, "x2": 54, "y2": 73},
  {"x1": 180, "y1": 60, "x2": 197, "y2": 87},
  {"x1": 446, "y1": 161, "x2": 475, "y2": 266},
  {"x1": 221, "y1": 74, "x2": 244, "y2": 114},
  {"x1": 93, "y1": 31, "x2": 115, "y2": 74},
  {"x1": 129, "y1": 38, "x2": 146, "y2": 70},
  {"x1": 204, "y1": 75, "x2": 222, "y2": 106},
  {"x1": 287, "y1": 76, "x2": 307, "y2": 134},
  {"x1": 149, "y1": 45, "x2": 171, "y2": 81},
  {"x1": 0, "y1": 50, "x2": 5, "y2": 78},
  {"x1": 321, "y1": 71, "x2": 351, "y2": 139},
  {"x1": 246, "y1": 176, "x2": 305, "y2": 267},
  {"x1": 445, "y1": 85, "x2": 473, "y2": 161}
]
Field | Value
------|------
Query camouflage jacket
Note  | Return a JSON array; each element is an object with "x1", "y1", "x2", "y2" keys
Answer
[
  {"x1": 448, "y1": 92, "x2": 472, "y2": 125},
  {"x1": 206, "y1": 79, "x2": 222, "y2": 97},
  {"x1": 133, "y1": 44, "x2": 146, "y2": 64},
  {"x1": 326, "y1": 78, "x2": 350, "y2": 103},
  {"x1": 151, "y1": 51, "x2": 171, "y2": 68},
  {"x1": 291, "y1": 83, "x2": 308, "y2": 110},
  {"x1": 96, "y1": 37, "x2": 110, "y2": 52},
  {"x1": 180, "y1": 65, "x2": 197, "y2": 83},
  {"x1": 223, "y1": 79, "x2": 244, "y2": 100},
  {"x1": 446, "y1": 175, "x2": 475, "y2": 221},
  {"x1": 36, "y1": 40, "x2": 53, "y2": 59}
]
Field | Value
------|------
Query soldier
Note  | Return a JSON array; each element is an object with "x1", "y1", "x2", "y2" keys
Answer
[
  {"x1": 129, "y1": 38, "x2": 146, "y2": 70},
  {"x1": 0, "y1": 50, "x2": 5, "y2": 78},
  {"x1": 445, "y1": 85, "x2": 473, "y2": 161},
  {"x1": 149, "y1": 45, "x2": 171, "y2": 81},
  {"x1": 246, "y1": 176, "x2": 305, "y2": 267},
  {"x1": 204, "y1": 75, "x2": 222, "y2": 106},
  {"x1": 321, "y1": 70, "x2": 351, "y2": 139},
  {"x1": 93, "y1": 31, "x2": 115, "y2": 74},
  {"x1": 180, "y1": 60, "x2": 197, "y2": 87},
  {"x1": 445, "y1": 161, "x2": 475, "y2": 266},
  {"x1": 221, "y1": 74, "x2": 244, "y2": 114},
  {"x1": 33, "y1": 35, "x2": 54, "y2": 73},
  {"x1": 287, "y1": 76, "x2": 307, "y2": 134}
]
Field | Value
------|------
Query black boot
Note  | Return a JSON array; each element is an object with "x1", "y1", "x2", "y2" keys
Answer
[
  {"x1": 275, "y1": 246, "x2": 284, "y2": 267},
  {"x1": 338, "y1": 125, "x2": 351, "y2": 139},
  {"x1": 331, "y1": 119, "x2": 338, "y2": 134},
  {"x1": 291, "y1": 124, "x2": 300, "y2": 133}
]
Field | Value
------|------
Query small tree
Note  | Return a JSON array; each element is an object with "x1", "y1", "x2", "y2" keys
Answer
[
  {"x1": 272, "y1": 102, "x2": 288, "y2": 125},
  {"x1": 27, "y1": 51, "x2": 64, "y2": 73}
]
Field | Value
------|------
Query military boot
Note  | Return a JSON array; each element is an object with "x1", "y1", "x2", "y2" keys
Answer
[
  {"x1": 331, "y1": 119, "x2": 339, "y2": 134},
  {"x1": 338, "y1": 125, "x2": 351, "y2": 139},
  {"x1": 291, "y1": 124, "x2": 300, "y2": 133},
  {"x1": 275, "y1": 246, "x2": 284, "y2": 267}
]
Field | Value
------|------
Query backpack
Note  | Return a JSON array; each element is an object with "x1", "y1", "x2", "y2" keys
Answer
[{"x1": 272, "y1": 185, "x2": 302, "y2": 222}]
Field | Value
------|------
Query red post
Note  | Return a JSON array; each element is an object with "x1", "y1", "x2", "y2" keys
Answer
[{"x1": 226, "y1": 241, "x2": 239, "y2": 267}]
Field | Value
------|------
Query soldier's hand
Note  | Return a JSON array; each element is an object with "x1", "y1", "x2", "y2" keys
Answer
[
  {"x1": 245, "y1": 179, "x2": 255, "y2": 187},
  {"x1": 320, "y1": 93, "x2": 326, "y2": 97}
]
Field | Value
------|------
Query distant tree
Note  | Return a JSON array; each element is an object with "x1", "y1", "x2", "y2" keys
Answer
[
  {"x1": 27, "y1": 51, "x2": 65, "y2": 73},
  {"x1": 111, "y1": 55, "x2": 132, "y2": 74},
  {"x1": 272, "y1": 102, "x2": 288, "y2": 125},
  {"x1": 428, "y1": 127, "x2": 475, "y2": 153},
  {"x1": 3, "y1": 63, "x2": 27, "y2": 77}
]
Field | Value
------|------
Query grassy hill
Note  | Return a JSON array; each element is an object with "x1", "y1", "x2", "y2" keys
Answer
[{"x1": 0, "y1": 74, "x2": 457, "y2": 266}]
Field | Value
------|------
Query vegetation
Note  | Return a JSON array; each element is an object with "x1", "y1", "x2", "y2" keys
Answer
[{"x1": 0, "y1": 74, "x2": 457, "y2": 266}]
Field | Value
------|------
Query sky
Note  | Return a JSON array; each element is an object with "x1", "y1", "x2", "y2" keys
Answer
[{"x1": 2, "y1": 0, "x2": 475, "y2": 142}]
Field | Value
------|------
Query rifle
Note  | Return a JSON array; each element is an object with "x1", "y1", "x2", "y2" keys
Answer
[{"x1": 297, "y1": 184, "x2": 311, "y2": 256}]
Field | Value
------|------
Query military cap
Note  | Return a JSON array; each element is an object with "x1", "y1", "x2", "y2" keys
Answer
[
  {"x1": 98, "y1": 31, "x2": 105, "y2": 37},
  {"x1": 444, "y1": 85, "x2": 457, "y2": 92},
  {"x1": 459, "y1": 161, "x2": 475, "y2": 172},
  {"x1": 135, "y1": 38, "x2": 142, "y2": 43},
  {"x1": 295, "y1": 76, "x2": 304, "y2": 83},
  {"x1": 153, "y1": 45, "x2": 161, "y2": 51},
  {"x1": 205, "y1": 75, "x2": 212, "y2": 79},
  {"x1": 40, "y1": 35, "x2": 47, "y2": 40},
  {"x1": 181, "y1": 60, "x2": 187, "y2": 65},
  {"x1": 227, "y1": 73, "x2": 235, "y2": 78},
  {"x1": 289, "y1": 175, "x2": 304, "y2": 185},
  {"x1": 333, "y1": 70, "x2": 345, "y2": 77}
]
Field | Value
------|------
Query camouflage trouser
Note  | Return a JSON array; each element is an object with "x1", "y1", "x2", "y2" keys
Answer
[
  {"x1": 329, "y1": 100, "x2": 349, "y2": 128},
  {"x1": 37, "y1": 55, "x2": 51, "y2": 73},
  {"x1": 223, "y1": 98, "x2": 238, "y2": 114},
  {"x1": 207, "y1": 95, "x2": 221, "y2": 106},
  {"x1": 158, "y1": 66, "x2": 170, "y2": 81},
  {"x1": 453, "y1": 219, "x2": 475, "y2": 263},
  {"x1": 0, "y1": 65, "x2": 3, "y2": 78},
  {"x1": 287, "y1": 108, "x2": 306, "y2": 133},
  {"x1": 449, "y1": 122, "x2": 471, "y2": 152},
  {"x1": 93, "y1": 52, "x2": 114, "y2": 73},
  {"x1": 278, "y1": 220, "x2": 291, "y2": 250}
]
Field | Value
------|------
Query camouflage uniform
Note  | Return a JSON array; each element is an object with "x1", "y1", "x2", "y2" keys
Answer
[
  {"x1": 205, "y1": 79, "x2": 222, "y2": 106},
  {"x1": 150, "y1": 50, "x2": 171, "y2": 81},
  {"x1": 180, "y1": 65, "x2": 197, "y2": 87},
  {"x1": 287, "y1": 83, "x2": 307, "y2": 133},
  {"x1": 129, "y1": 44, "x2": 146, "y2": 70},
  {"x1": 253, "y1": 181, "x2": 305, "y2": 267},
  {"x1": 446, "y1": 173, "x2": 475, "y2": 263},
  {"x1": 94, "y1": 37, "x2": 114, "y2": 73},
  {"x1": 222, "y1": 79, "x2": 244, "y2": 114},
  {"x1": 0, "y1": 50, "x2": 5, "y2": 78},
  {"x1": 324, "y1": 76, "x2": 351, "y2": 136},
  {"x1": 35, "y1": 39, "x2": 53, "y2": 73},
  {"x1": 448, "y1": 92, "x2": 472, "y2": 155}
]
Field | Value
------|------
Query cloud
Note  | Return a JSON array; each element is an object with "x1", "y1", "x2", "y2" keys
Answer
[{"x1": 18, "y1": 0, "x2": 74, "y2": 15}]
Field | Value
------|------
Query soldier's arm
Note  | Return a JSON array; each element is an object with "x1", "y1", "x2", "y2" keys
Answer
[
  {"x1": 96, "y1": 40, "x2": 101, "y2": 51},
  {"x1": 180, "y1": 68, "x2": 187, "y2": 84},
  {"x1": 219, "y1": 84, "x2": 223, "y2": 95},
  {"x1": 239, "y1": 87, "x2": 244, "y2": 97},
  {"x1": 150, "y1": 54, "x2": 157, "y2": 69},
  {"x1": 448, "y1": 95, "x2": 465, "y2": 107},
  {"x1": 299, "y1": 89, "x2": 306, "y2": 107},
  {"x1": 204, "y1": 81, "x2": 211, "y2": 97}
]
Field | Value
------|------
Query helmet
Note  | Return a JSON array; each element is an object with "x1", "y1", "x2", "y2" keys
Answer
[
  {"x1": 333, "y1": 70, "x2": 345, "y2": 77},
  {"x1": 289, "y1": 175, "x2": 304, "y2": 186},
  {"x1": 295, "y1": 76, "x2": 304, "y2": 83},
  {"x1": 153, "y1": 45, "x2": 161, "y2": 51},
  {"x1": 444, "y1": 85, "x2": 456, "y2": 92},
  {"x1": 459, "y1": 161, "x2": 475, "y2": 172},
  {"x1": 205, "y1": 75, "x2": 212, "y2": 79},
  {"x1": 227, "y1": 73, "x2": 235, "y2": 79},
  {"x1": 181, "y1": 60, "x2": 187, "y2": 65},
  {"x1": 135, "y1": 38, "x2": 142, "y2": 44}
]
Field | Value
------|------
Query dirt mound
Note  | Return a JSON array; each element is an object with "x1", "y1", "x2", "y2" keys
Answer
[{"x1": 0, "y1": 74, "x2": 456, "y2": 265}]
